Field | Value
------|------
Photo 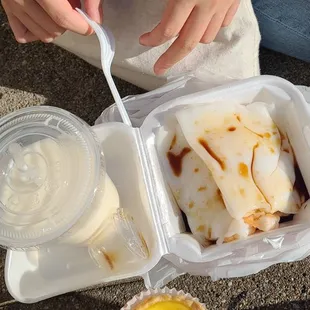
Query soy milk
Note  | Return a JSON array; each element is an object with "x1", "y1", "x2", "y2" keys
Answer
[
  {"x1": 0, "y1": 106, "x2": 118, "y2": 250},
  {"x1": 0, "y1": 137, "x2": 120, "y2": 246}
]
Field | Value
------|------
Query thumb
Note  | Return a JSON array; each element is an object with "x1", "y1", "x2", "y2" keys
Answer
[{"x1": 84, "y1": 0, "x2": 103, "y2": 24}]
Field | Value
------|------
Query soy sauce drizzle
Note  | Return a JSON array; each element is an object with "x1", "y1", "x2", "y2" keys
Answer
[
  {"x1": 167, "y1": 134, "x2": 191, "y2": 177},
  {"x1": 198, "y1": 138, "x2": 226, "y2": 170}
]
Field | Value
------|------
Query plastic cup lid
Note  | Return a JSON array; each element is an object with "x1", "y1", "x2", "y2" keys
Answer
[{"x1": 0, "y1": 106, "x2": 104, "y2": 249}]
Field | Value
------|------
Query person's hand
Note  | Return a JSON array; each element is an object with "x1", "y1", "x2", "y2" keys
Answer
[
  {"x1": 140, "y1": 0, "x2": 240, "y2": 75},
  {"x1": 1, "y1": 0, "x2": 103, "y2": 43}
]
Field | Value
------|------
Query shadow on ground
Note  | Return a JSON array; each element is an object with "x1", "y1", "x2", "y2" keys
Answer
[
  {"x1": 251, "y1": 300, "x2": 310, "y2": 310},
  {"x1": 227, "y1": 292, "x2": 310, "y2": 310},
  {"x1": 259, "y1": 49, "x2": 310, "y2": 86}
]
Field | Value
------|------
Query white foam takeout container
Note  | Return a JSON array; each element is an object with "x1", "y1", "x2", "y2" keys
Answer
[{"x1": 5, "y1": 76, "x2": 310, "y2": 303}]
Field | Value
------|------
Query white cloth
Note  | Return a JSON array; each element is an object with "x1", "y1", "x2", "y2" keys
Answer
[{"x1": 54, "y1": 0, "x2": 261, "y2": 90}]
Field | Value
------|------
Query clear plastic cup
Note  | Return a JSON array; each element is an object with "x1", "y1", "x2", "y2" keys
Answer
[
  {"x1": 0, "y1": 106, "x2": 148, "y2": 270},
  {"x1": 0, "y1": 106, "x2": 103, "y2": 249},
  {"x1": 88, "y1": 208, "x2": 150, "y2": 274}
]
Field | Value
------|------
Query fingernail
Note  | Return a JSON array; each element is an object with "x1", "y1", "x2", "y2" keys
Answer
[
  {"x1": 16, "y1": 38, "x2": 27, "y2": 44},
  {"x1": 154, "y1": 67, "x2": 166, "y2": 76},
  {"x1": 44, "y1": 38, "x2": 54, "y2": 43},
  {"x1": 86, "y1": 27, "x2": 94, "y2": 36},
  {"x1": 139, "y1": 33, "x2": 150, "y2": 46},
  {"x1": 54, "y1": 32, "x2": 63, "y2": 37}
]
